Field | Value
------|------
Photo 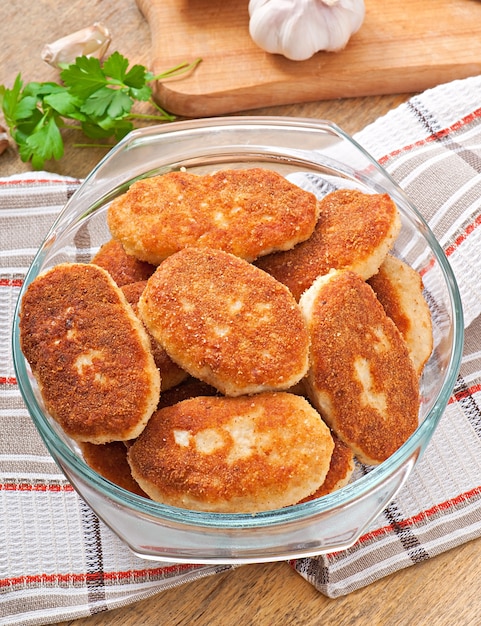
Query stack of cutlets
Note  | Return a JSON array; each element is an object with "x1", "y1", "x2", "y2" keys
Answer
[{"x1": 19, "y1": 168, "x2": 432, "y2": 513}]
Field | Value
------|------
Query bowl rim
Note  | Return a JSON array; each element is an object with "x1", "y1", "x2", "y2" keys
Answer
[{"x1": 12, "y1": 115, "x2": 465, "y2": 530}]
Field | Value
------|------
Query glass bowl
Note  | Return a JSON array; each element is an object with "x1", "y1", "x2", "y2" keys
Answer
[{"x1": 12, "y1": 117, "x2": 463, "y2": 564}]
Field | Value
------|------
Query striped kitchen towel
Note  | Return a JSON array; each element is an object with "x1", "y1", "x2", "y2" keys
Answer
[
  {"x1": 1, "y1": 73, "x2": 481, "y2": 624},
  {"x1": 293, "y1": 73, "x2": 481, "y2": 597},
  {"x1": 0, "y1": 173, "x2": 235, "y2": 626}
]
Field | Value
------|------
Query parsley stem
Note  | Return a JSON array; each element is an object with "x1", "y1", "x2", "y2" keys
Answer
[
  {"x1": 127, "y1": 111, "x2": 175, "y2": 122},
  {"x1": 152, "y1": 58, "x2": 202, "y2": 81},
  {"x1": 73, "y1": 142, "x2": 114, "y2": 149}
]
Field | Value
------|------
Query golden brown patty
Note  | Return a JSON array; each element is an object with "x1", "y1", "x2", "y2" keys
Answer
[
  {"x1": 299, "y1": 269, "x2": 419, "y2": 465},
  {"x1": 107, "y1": 168, "x2": 319, "y2": 264},
  {"x1": 297, "y1": 434, "x2": 355, "y2": 502},
  {"x1": 91, "y1": 238, "x2": 155, "y2": 286},
  {"x1": 79, "y1": 441, "x2": 148, "y2": 497},
  {"x1": 138, "y1": 247, "x2": 310, "y2": 396},
  {"x1": 127, "y1": 392, "x2": 334, "y2": 513},
  {"x1": 19, "y1": 263, "x2": 160, "y2": 443},
  {"x1": 255, "y1": 189, "x2": 401, "y2": 300},
  {"x1": 156, "y1": 377, "x2": 220, "y2": 410},
  {"x1": 121, "y1": 280, "x2": 188, "y2": 391},
  {"x1": 368, "y1": 255, "x2": 433, "y2": 377}
]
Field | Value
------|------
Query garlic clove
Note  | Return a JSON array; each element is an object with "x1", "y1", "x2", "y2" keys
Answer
[
  {"x1": 41, "y1": 22, "x2": 112, "y2": 68},
  {"x1": 0, "y1": 125, "x2": 9, "y2": 157}
]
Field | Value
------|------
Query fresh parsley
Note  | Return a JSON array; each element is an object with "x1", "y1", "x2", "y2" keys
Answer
[{"x1": 0, "y1": 51, "x2": 201, "y2": 169}]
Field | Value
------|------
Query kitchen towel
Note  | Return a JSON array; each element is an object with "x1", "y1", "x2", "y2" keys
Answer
[
  {"x1": 293, "y1": 73, "x2": 481, "y2": 597},
  {"x1": 1, "y1": 73, "x2": 481, "y2": 624}
]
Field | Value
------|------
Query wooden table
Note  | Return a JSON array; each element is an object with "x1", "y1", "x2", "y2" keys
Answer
[{"x1": 2, "y1": 2, "x2": 480, "y2": 625}]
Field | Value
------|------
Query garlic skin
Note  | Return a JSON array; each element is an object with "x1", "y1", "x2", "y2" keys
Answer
[
  {"x1": 248, "y1": 0, "x2": 365, "y2": 62},
  {"x1": 0, "y1": 125, "x2": 9, "y2": 157},
  {"x1": 41, "y1": 23, "x2": 112, "y2": 68}
]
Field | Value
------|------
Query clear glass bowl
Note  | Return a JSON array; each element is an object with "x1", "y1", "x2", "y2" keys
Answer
[{"x1": 12, "y1": 117, "x2": 464, "y2": 564}]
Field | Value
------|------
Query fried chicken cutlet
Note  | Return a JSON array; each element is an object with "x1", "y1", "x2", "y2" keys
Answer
[
  {"x1": 127, "y1": 392, "x2": 334, "y2": 513},
  {"x1": 79, "y1": 441, "x2": 148, "y2": 497},
  {"x1": 297, "y1": 434, "x2": 355, "y2": 502},
  {"x1": 107, "y1": 168, "x2": 319, "y2": 264},
  {"x1": 138, "y1": 247, "x2": 310, "y2": 397},
  {"x1": 368, "y1": 255, "x2": 433, "y2": 377},
  {"x1": 256, "y1": 189, "x2": 401, "y2": 300},
  {"x1": 121, "y1": 280, "x2": 188, "y2": 391},
  {"x1": 19, "y1": 263, "x2": 160, "y2": 443},
  {"x1": 91, "y1": 238, "x2": 155, "y2": 286},
  {"x1": 299, "y1": 269, "x2": 419, "y2": 465}
]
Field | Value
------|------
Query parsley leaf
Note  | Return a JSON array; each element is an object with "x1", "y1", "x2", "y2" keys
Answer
[
  {"x1": 124, "y1": 64, "x2": 149, "y2": 89},
  {"x1": 44, "y1": 91, "x2": 85, "y2": 120},
  {"x1": 12, "y1": 95, "x2": 38, "y2": 121},
  {"x1": 102, "y1": 51, "x2": 130, "y2": 82},
  {"x1": 1, "y1": 74, "x2": 27, "y2": 126},
  {"x1": 81, "y1": 117, "x2": 134, "y2": 141},
  {"x1": 61, "y1": 56, "x2": 107, "y2": 99},
  {"x1": 26, "y1": 115, "x2": 64, "y2": 166},
  {"x1": 80, "y1": 85, "x2": 132, "y2": 119}
]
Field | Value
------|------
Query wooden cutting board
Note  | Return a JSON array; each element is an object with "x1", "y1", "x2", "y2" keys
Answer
[{"x1": 136, "y1": 0, "x2": 481, "y2": 118}]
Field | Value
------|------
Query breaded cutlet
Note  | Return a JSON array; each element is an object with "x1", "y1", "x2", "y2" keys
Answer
[
  {"x1": 127, "y1": 392, "x2": 335, "y2": 513},
  {"x1": 91, "y1": 238, "x2": 155, "y2": 286},
  {"x1": 107, "y1": 168, "x2": 319, "y2": 264},
  {"x1": 368, "y1": 255, "x2": 433, "y2": 377},
  {"x1": 299, "y1": 269, "x2": 419, "y2": 465},
  {"x1": 255, "y1": 189, "x2": 401, "y2": 300},
  {"x1": 156, "y1": 377, "x2": 220, "y2": 410},
  {"x1": 19, "y1": 263, "x2": 160, "y2": 443},
  {"x1": 79, "y1": 441, "x2": 148, "y2": 497},
  {"x1": 297, "y1": 434, "x2": 355, "y2": 502},
  {"x1": 138, "y1": 247, "x2": 310, "y2": 397},
  {"x1": 121, "y1": 280, "x2": 188, "y2": 391}
]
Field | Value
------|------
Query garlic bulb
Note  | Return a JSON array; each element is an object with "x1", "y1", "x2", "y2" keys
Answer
[{"x1": 248, "y1": 0, "x2": 365, "y2": 62}]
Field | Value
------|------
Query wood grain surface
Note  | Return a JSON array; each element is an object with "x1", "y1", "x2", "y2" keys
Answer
[
  {"x1": 56, "y1": 539, "x2": 481, "y2": 626},
  {"x1": 3, "y1": 3, "x2": 481, "y2": 626},
  {"x1": 0, "y1": 0, "x2": 411, "y2": 178},
  {"x1": 137, "y1": 0, "x2": 481, "y2": 117}
]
